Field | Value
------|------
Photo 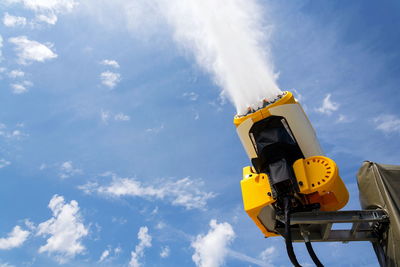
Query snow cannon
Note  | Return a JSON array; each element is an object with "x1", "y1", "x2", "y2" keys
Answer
[{"x1": 233, "y1": 91, "x2": 349, "y2": 238}]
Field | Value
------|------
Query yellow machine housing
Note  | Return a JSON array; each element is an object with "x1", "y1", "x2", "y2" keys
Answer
[{"x1": 234, "y1": 91, "x2": 349, "y2": 237}]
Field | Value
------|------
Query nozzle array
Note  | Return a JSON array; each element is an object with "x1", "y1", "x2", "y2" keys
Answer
[{"x1": 236, "y1": 91, "x2": 287, "y2": 118}]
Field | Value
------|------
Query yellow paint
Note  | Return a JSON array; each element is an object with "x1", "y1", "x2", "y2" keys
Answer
[
  {"x1": 240, "y1": 166, "x2": 278, "y2": 237},
  {"x1": 240, "y1": 156, "x2": 349, "y2": 237},
  {"x1": 293, "y1": 156, "x2": 349, "y2": 211}
]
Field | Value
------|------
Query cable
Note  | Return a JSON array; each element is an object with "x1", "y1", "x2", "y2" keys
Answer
[
  {"x1": 283, "y1": 197, "x2": 302, "y2": 267},
  {"x1": 305, "y1": 241, "x2": 324, "y2": 267}
]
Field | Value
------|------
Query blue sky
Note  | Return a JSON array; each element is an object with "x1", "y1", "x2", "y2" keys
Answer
[{"x1": 1, "y1": 0, "x2": 400, "y2": 266}]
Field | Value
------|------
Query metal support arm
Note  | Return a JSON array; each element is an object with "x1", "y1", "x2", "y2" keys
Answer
[{"x1": 276, "y1": 210, "x2": 389, "y2": 243}]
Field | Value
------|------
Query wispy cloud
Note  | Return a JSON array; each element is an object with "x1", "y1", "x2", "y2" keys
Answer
[
  {"x1": 0, "y1": 226, "x2": 30, "y2": 250},
  {"x1": 3, "y1": 13, "x2": 27, "y2": 27},
  {"x1": 100, "y1": 71, "x2": 121, "y2": 88},
  {"x1": 36, "y1": 195, "x2": 88, "y2": 264},
  {"x1": 78, "y1": 173, "x2": 215, "y2": 210},
  {"x1": 191, "y1": 220, "x2": 235, "y2": 267},
  {"x1": 58, "y1": 161, "x2": 82, "y2": 179},
  {"x1": 11, "y1": 81, "x2": 32, "y2": 94},
  {"x1": 183, "y1": 92, "x2": 199, "y2": 101},
  {"x1": 9, "y1": 36, "x2": 57, "y2": 65},
  {"x1": 129, "y1": 226, "x2": 152, "y2": 267},
  {"x1": 8, "y1": 69, "x2": 25, "y2": 78},
  {"x1": 227, "y1": 249, "x2": 271, "y2": 267},
  {"x1": 258, "y1": 246, "x2": 277, "y2": 266},
  {"x1": 336, "y1": 114, "x2": 351, "y2": 123},
  {"x1": 114, "y1": 113, "x2": 130, "y2": 121},
  {"x1": 98, "y1": 245, "x2": 121, "y2": 263},
  {"x1": 315, "y1": 94, "x2": 339, "y2": 115},
  {"x1": 374, "y1": 114, "x2": 400, "y2": 134},
  {"x1": 0, "y1": 261, "x2": 15, "y2": 267},
  {"x1": 160, "y1": 246, "x2": 170, "y2": 258},
  {"x1": 36, "y1": 13, "x2": 57, "y2": 25},
  {"x1": 101, "y1": 110, "x2": 110, "y2": 123},
  {"x1": 0, "y1": 159, "x2": 11, "y2": 169},
  {"x1": 0, "y1": 35, "x2": 3, "y2": 60},
  {"x1": 101, "y1": 110, "x2": 130, "y2": 123},
  {"x1": 145, "y1": 124, "x2": 164, "y2": 134},
  {"x1": 0, "y1": 124, "x2": 28, "y2": 140},
  {"x1": 101, "y1": 59, "x2": 120, "y2": 68},
  {"x1": 99, "y1": 249, "x2": 110, "y2": 262}
]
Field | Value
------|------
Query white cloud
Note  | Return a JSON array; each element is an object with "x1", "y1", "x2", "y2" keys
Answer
[
  {"x1": 59, "y1": 161, "x2": 82, "y2": 179},
  {"x1": 98, "y1": 245, "x2": 121, "y2": 262},
  {"x1": 374, "y1": 114, "x2": 400, "y2": 134},
  {"x1": 111, "y1": 217, "x2": 127, "y2": 225},
  {"x1": 292, "y1": 89, "x2": 304, "y2": 102},
  {"x1": 11, "y1": 82, "x2": 32, "y2": 94},
  {"x1": 0, "y1": 125, "x2": 28, "y2": 140},
  {"x1": 7, "y1": 0, "x2": 77, "y2": 12},
  {"x1": 183, "y1": 92, "x2": 199, "y2": 101},
  {"x1": 259, "y1": 246, "x2": 276, "y2": 264},
  {"x1": 11, "y1": 130, "x2": 23, "y2": 138},
  {"x1": 0, "y1": 261, "x2": 15, "y2": 267},
  {"x1": 36, "y1": 195, "x2": 88, "y2": 263},
  {"x1": 101, "y1": 110, "x2": 130, "y2": 123},
  {"x1": 0, "y1": 35, "x2": 3, "y2": 59},
  {"x1": 23, "y1": 219, "x2": 36, "y2": 232},
  {"x1": 39, "y1": 163, "x2": 47, "y2": 170},
  {"x1": 150, "y1": 206, "x2": 158, "y2": 215},
  {"x1": 129, "y1": 226, "x2": 152, "y2": 267},
  {"x1": 6, "y1": 0, "x2": 78, "y2": 25},
  {"x1": 99, "y1": 249, "x2": 110, "y2": 262},
  {"x1": 78, "y1": 173, "x2": 215, "y2": 210},
  {"x1": 0, "y1": 159, "x2": 11, "y2": 169},
  {"x1": 9, "y1": 36, "x2": 57, "y2": 65},
  {"x1": 145, "y1": 124, "x2": 164, "y2": 134},
  {"x1": 115, "y1": 247, "x2": 122, "y2": 254},
  {"x1": 191, "y1": 220, "x2": 235, "y2": 267},
  {"x1": 36, "y1": 13, "x2": 58, "y2": 24},
  {"x1": 114, "y1": 113, "x2": 130, "y2": 121},
  {"x1": 160, "y1": 246, "x2": 170, "y2": 258},
  {"x1": 3, "y1": 13, "x2": 27, "y2": 27},
  {"x1": 336, "y1": 114, "x2": 351, "y2": 123},
  {"x1": 8, "y1": 69, "x2": 25, "y2": 78},
  {"x1": 101, "y1": 110, "x2": 110, "y2": 124},
  {"x1": 155, "y1": 222, "x2": 166, "y2": 230},
  {"x1": 228, "y1": 249, "x2": 271, "y2": 267},
  {"x1": 315, "y1": 94, "x2": 339, "y2": 115},
  {"x1": 101, "y1": 59, "x2": 120, "y2": 68},
  {"x1": 100, "y1": 71, "x2": 121, "y2": 88},
  {"x1": 0, "y1": 226, "x2": 30, "y2": 250}
]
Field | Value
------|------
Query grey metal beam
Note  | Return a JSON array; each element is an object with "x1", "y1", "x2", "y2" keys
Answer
[
  {"x1": 288, "y1": 210, "x2": 388, "y2": 225},
  {"x1": 273, "y1": 210, "x2": 388, "y2": 243},
  {"x1": 290, "y1": 230, "x2": 379, "y2": 242}
]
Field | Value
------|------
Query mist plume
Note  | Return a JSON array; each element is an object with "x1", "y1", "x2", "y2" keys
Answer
[{"x1": 160, "y1": 0, "x2": 282, "y2": 115}]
